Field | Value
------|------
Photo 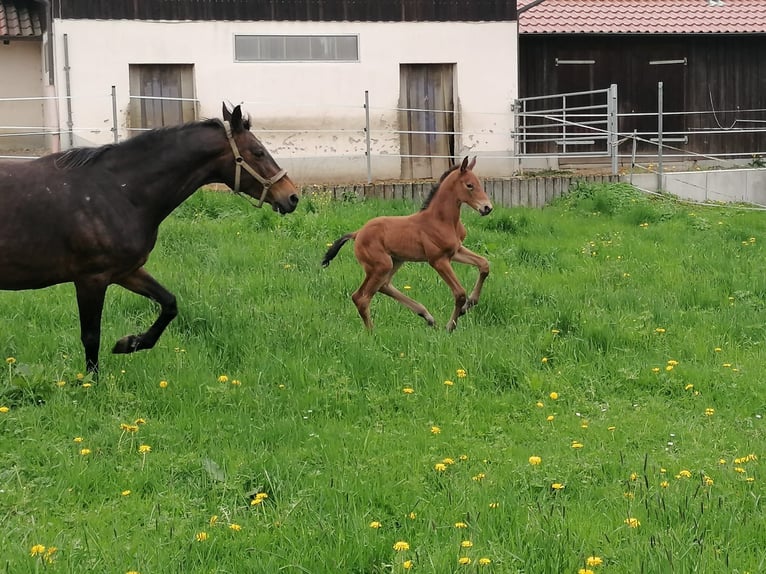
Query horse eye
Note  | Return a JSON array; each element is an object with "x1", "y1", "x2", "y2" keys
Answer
[
  {"x1": 466, "y1": 183, "x2": 474, "y2": 191},
  {"x1": 252, "y1": 147, "x2": 265, "y2": 158}
]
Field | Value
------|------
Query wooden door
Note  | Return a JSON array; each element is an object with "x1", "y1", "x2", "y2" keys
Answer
[{"x1": 399, "y1": 64, "x2": 454, "y2": 179}]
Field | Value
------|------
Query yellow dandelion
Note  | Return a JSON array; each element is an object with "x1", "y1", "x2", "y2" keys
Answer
[
  {"x1": 586, "y1": 556, "x2": 603, "y2": 567},
  {"x1": 80, "y1": 448, "x2": 91, "y2": 456},
  {"x1": 608, "y1": 425, "x2": 616, "y2": 431},
  {"x1": 229, "y1": 523, "x2": 242, "y2": 531},
  {"x1": 551, "y1": 483, "x2": 565, "y2": 490},
  {"x1": 0, "y1": 406, "x2": 9, "y2": 413},
  {"x1": 529, "y1": 455, "x2": 542, "y2": 465},
  {"x1": 217, "y1": 375, "x2": 229, "y2": 383},
  {"x1": 121, "y1": 490, "x2": 131, "y2": 496},
  {"x1": 735, "y1": 467, "x2": 746, "y2": 473},
  {"x1": 458, "y1": 557, "x2": 471, "y2": 565},
  {"x1": 472, "y1": 473, "x2": 485, "y2": 482},
  {"x1": 434, "y1": 463, "x2": 447, "y2": 472},
  {"x1": 403, "y1": 560, "x2": 413, "y2": 570},
  {"x1": 535, "y1": 401, "x2": 544, "y2": 408},
  {"x1": 461, "y1": 540, "x2": 473, "y2": 548},
  {"x1": 195, "y1": 532, "x2": 208, "y2": 542},
  {"x1": 578, "y1": 570, "x2": 595, "y2": 574},
  {"x1": 30, "y1": 544, "x2": 46, "y2": 557},
  {"x1": 73, "y1": 436, "x2": 83, "y2": 443},
  {"x1": 403, "y1": 285, "x2": 411, "y2": 290},
  {"x1": 624, "y1": 517, "x2": 641, "y2": 528},
  {"x1": 159, "y1": 380, "x2": 168, "y2": 388},
  {"x1": 456, "y1": 368, "x2": 467, "y2": 378},
  {"x1": 651, "y1": 367, "x2": 660, "y2": 373},
  {"x1": 549, "y1": 391, "x2": 558, "y2": 400},
  {"x1": 403, "y1": 387, "x2": 415, "y2": 394},
  {"x1": 489, "y1": 502, "x2": 499, "y2": 508},
  {"x1": 135, "y1": 418, "x2": 146, "y2": 425},
  {"x1": 746, "y1": 477, "x2": 755, "y2": 483},
  {"x1": 571, "y1": 441, "x2": 584, "y2": 449},
  {"x1": 444, "y1": 380, "x2": 454, "y2": 387},
  {"x1": 393, "y1": 541, "x2": 410, "y2": 552},
  {"x1": 369, "y1": 521, "x2": 382, "y2": 529},
  {"x1": 56, "y1": 380, "x2": 66, "y2": 387},
  {"x1": 478, "y1": 558, "x2": 492, "y2": 566},
  {"x1": 703, "y1": 476, "x2": 714, "y2": 486},
  {"x1": 546, "y1": 415, "x2": 555, "y2": 422},
  {"x1": 719, "y1": 458, "x2": 727, "y2": 465},
  {"x1": 430, "y1": 426, "x2": 441, "y2": 435},
  {"x1": 231, "y1": 379, "x2": 241, "y2": 386},
  {"x1": 454, "y1": 521, "x2": 468, "y2": 528},
  {"x1": 677, "y1": 469, "x2": 692, "y2": 478},
  {"x1": 442, "y1": 457, "x2": 455, "y2": 465},
  {"x1": 655, "y1": 327, "x2": 665, "y2": 333},
  {"x1": 551, "y1": 329, "x2": 560, "y2": 335},
  {"x1": 138, "y1": 444, "x2": 151, "y2": 454},
  {"x1": 541, "y1": 357, "x2": 548, "y2": 364},
  {"x1": 705, "y1": 408, "x2": 715, "y2": 416},
  {"x1": 660, "y1": 480, "x2": 669, "y2": 488},
  {"x1": 82, "y1": 382, "x2": 92, "y2": 388},
  {"x1": 667, "y1": 359, "x2": 679, "y2": 366},
  {"x1": 684, "y1": 384, "x2": 694, "y2": 391},
  {"x1": 408, "y1": 512, "x2": 417, "y2": 520},
  {"x1": 209, "y1": 515, "x2": 219, "y2": 526}
]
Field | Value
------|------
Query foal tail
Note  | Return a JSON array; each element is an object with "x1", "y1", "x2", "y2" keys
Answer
[{"x1": 322, "y1": 232, "x2": 356, "y2": 267}]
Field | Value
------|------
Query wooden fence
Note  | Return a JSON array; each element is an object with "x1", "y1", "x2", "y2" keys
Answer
[{"x1": 304, "y1": 174, "x2": 620, "y2": 208}]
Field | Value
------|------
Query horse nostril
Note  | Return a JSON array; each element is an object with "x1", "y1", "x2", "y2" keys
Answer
[
  {"x1": 290, "y1": 194, "x2": 299, "y2": 206},
  {"x1": 482, "y1": 205, "x2": 493, "y2": 216}
]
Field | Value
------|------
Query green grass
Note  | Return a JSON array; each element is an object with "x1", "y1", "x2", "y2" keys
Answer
[{"x1": 1, "y1": 182, "x2": 765, "y2": 573}]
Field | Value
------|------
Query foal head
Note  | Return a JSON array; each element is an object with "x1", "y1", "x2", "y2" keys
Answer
[
  {"x1": 442, "y1": 156, "x2": 493, "y2": 216},
  {"x1": 221, "y1": 103, "x2": 299, "y2": 214}
]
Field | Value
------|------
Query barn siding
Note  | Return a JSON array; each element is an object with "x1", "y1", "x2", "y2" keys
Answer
[
  {"x1": 520, "y1": 34, "x2": 766, "y2": 157},
  {"x1": 52, "y1": 0, "x2": 517, "y2": 22}
]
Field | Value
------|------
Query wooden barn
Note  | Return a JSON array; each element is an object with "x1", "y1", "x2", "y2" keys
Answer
[
  {"x1": 517, "y1": 0, "x2": 766, "y2": 163},
  {"x1": 1, "y1": 0, "x2": 519, "y2": 182}
]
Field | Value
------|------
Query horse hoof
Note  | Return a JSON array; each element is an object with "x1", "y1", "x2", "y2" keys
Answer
[
  {"x1": 446, "y1": 321, "x2": 457, "y2": 333},
  {"x1": 112, "y1": 335, "x2": 139, "y2": 354}
]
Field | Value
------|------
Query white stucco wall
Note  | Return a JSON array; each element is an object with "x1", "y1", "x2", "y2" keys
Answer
[{"x1": 49, "y1": 18, "x2": 518, "y2": 182}]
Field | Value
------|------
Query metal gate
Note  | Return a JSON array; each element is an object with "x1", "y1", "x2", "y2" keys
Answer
[{"x1": 514, "y1": 84, "x2": 619, "y2": 173}]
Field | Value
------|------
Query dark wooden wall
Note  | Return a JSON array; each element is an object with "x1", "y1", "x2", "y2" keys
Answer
[
  {"x1": 52, "y1": 0, "x2": 516, "y2": 22},
  {"x1": 520, "y1": 34, "x2": 766, "y2": 157}
]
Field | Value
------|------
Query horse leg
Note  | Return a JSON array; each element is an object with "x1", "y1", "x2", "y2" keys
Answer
[
  {"x1": 451, "y1": 246, "x2": 490, "y2": 313},
  {"x1": 377, "y1": 263, "x2": 435, "y2": 326},
  {"x1": 74, "y1": 278, "x2": 108, "y2": 374},
  {"x1": 112, "y1": 267, "x2": 178, "y2": 355},
  {"x1": 429, "y1": 257, "x2": 468, "y2": 333}
]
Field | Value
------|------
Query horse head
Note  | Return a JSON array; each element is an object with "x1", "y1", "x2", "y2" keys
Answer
[
  {"x1": 454, "y1": 156, "x2": 492, "y2": 216},
  {"x1": 221, "y1": 103, "x2": 299, "y2": 214}
]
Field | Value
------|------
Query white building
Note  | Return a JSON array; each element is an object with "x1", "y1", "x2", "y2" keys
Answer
[{"x1": 1, "y1": 0, "x2": 519, "y2": 182}]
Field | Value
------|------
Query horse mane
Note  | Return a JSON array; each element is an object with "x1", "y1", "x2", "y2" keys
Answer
[
  {"x1": 420, "y1": 163, "x2": 461, "y2": 211},
  {"x1": 53, "y1": 118, "x2": 224, "y2": 170}
]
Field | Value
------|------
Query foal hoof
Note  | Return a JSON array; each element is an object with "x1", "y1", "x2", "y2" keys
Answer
[{"x1": 112, "y1": 335, "x2": 140, "y2": 354}]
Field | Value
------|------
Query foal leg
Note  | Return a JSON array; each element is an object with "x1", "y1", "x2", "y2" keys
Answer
[
  {"x1": 378, "y1": 262, "x2": 435, "y2": 327},
  {"x1": 451, "y1": 246, "x2": 490, "y2": 313},
  {"x1": 429, "y1": 257, "x2": 468, "y2": 333},
  {"x1": 112, "y1": 267, "x2": 178, "y2": 355},
  {"x1": 75, "y1": 278, "x2": 108, "y2": 374}
]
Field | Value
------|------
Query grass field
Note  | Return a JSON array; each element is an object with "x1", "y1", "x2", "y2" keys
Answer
[{"x1": 1, "y1": 181, "x2": 765, "y2": 573}]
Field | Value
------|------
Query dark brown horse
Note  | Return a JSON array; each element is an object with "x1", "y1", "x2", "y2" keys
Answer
[
  {"x1": 0, "y1": 103, "x2": 299, "y2": 373},
  {"x1": 322, "y1": 157, "x2": 491, "y2": 331}
]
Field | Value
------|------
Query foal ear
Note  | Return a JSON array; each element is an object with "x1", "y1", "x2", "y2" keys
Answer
[
  {"x1": 468, "y1": 156, "x2": 477, "y2": 170},
  {"x1": 460, "y1": 156, "x2": 470, "y2": 173}
]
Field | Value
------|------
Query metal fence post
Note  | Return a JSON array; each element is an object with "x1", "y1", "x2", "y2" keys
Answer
[
  {"x1": 63, "y1": 33, "x2": 74, "y2": 148},
  {"x1": 111, "y1": 86, "x2": 119, "y2": 143},
  {"x1": 657, "y1": 81, "x2": 664, "y2": 191},
  {"x1": 364, "y1": 90, "x2": 372, "y2": 184},
  {"x1": 608, "y1": 84, "x2": 618, "y2": 175}
]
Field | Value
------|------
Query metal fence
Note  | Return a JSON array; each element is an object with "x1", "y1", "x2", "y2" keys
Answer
[{"x1": 3, "y1": 83, "x2": 766, "y2": 181}]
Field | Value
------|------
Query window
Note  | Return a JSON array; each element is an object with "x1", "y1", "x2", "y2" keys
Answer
[
  {"x1": 234, "y1": 35, "x2": 358, "y2": 62},
  {"x1": 128, "y1": 64, "x2": 196, "y2": 132}
]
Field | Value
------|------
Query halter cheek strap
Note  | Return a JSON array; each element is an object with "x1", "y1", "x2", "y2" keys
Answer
[{"x1": 223, "y1": 120, "x2": 287, "y2": 208}]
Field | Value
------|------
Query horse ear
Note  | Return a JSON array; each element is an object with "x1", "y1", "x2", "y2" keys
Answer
[
  {"x1": 222, "y1": 101, "x2": 233, "y2": 122},
  {"x1": 230, "y1": 105, "x2": 244, "y2": 131},
  {"x1": 468, "y1": 156, "x2": 477, "y2": 170},
  {"x1": 460, "y1": 156, "x2": 470, "y2": 173}
]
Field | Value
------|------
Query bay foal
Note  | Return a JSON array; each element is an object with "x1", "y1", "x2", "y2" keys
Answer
[{"x1": 322, "y1": 157, "x2": 492, "y2": 331}]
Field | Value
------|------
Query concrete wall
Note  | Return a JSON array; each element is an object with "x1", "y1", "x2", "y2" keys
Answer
[
  {"x1": 629, "y1": 169, "x2": 766, "y2": 205},
  {"x1": 0, "y1": 40, "x2": 45, "y2": 154},
  {"x1": 48, "y1": 18, "x2": 518, "y2": 182}
]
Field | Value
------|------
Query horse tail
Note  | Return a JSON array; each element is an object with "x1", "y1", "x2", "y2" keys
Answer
[{"x1": 322, "y1": 232, "x2": 355, "y2": 267}]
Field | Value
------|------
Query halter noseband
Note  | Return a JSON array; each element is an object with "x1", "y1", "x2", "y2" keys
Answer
[{"x1": 223, "y1": 120, "x2": 287, "y2": 208}]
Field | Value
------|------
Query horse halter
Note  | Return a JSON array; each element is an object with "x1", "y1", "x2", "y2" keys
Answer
[{"x1": 223, "y1": 120, "x2": 287, "y2": 208}]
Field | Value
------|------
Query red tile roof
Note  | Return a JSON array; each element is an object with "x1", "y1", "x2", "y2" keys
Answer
[
  {"x1": 0, "y1": 0, "x2": 43, "y2": 38},
  {"x1": 518, "y1": 0, "x2": 766, "y2": 34}
]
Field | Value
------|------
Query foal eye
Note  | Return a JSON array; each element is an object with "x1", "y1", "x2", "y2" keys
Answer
[
  {"x1": 252, "y1": 148, "x2": 265, "y2": 158},
  {"x1": 466, "y1": 183, "x2": 474, "y2": 191}
]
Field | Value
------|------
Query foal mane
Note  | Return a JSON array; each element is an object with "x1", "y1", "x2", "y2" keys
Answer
[
  {"x1": 420, "y1": 163, "x2": 461, "y2": 211},
  {"x1": 54, "y1": 118, "x2": 224, "y2": 170}
]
